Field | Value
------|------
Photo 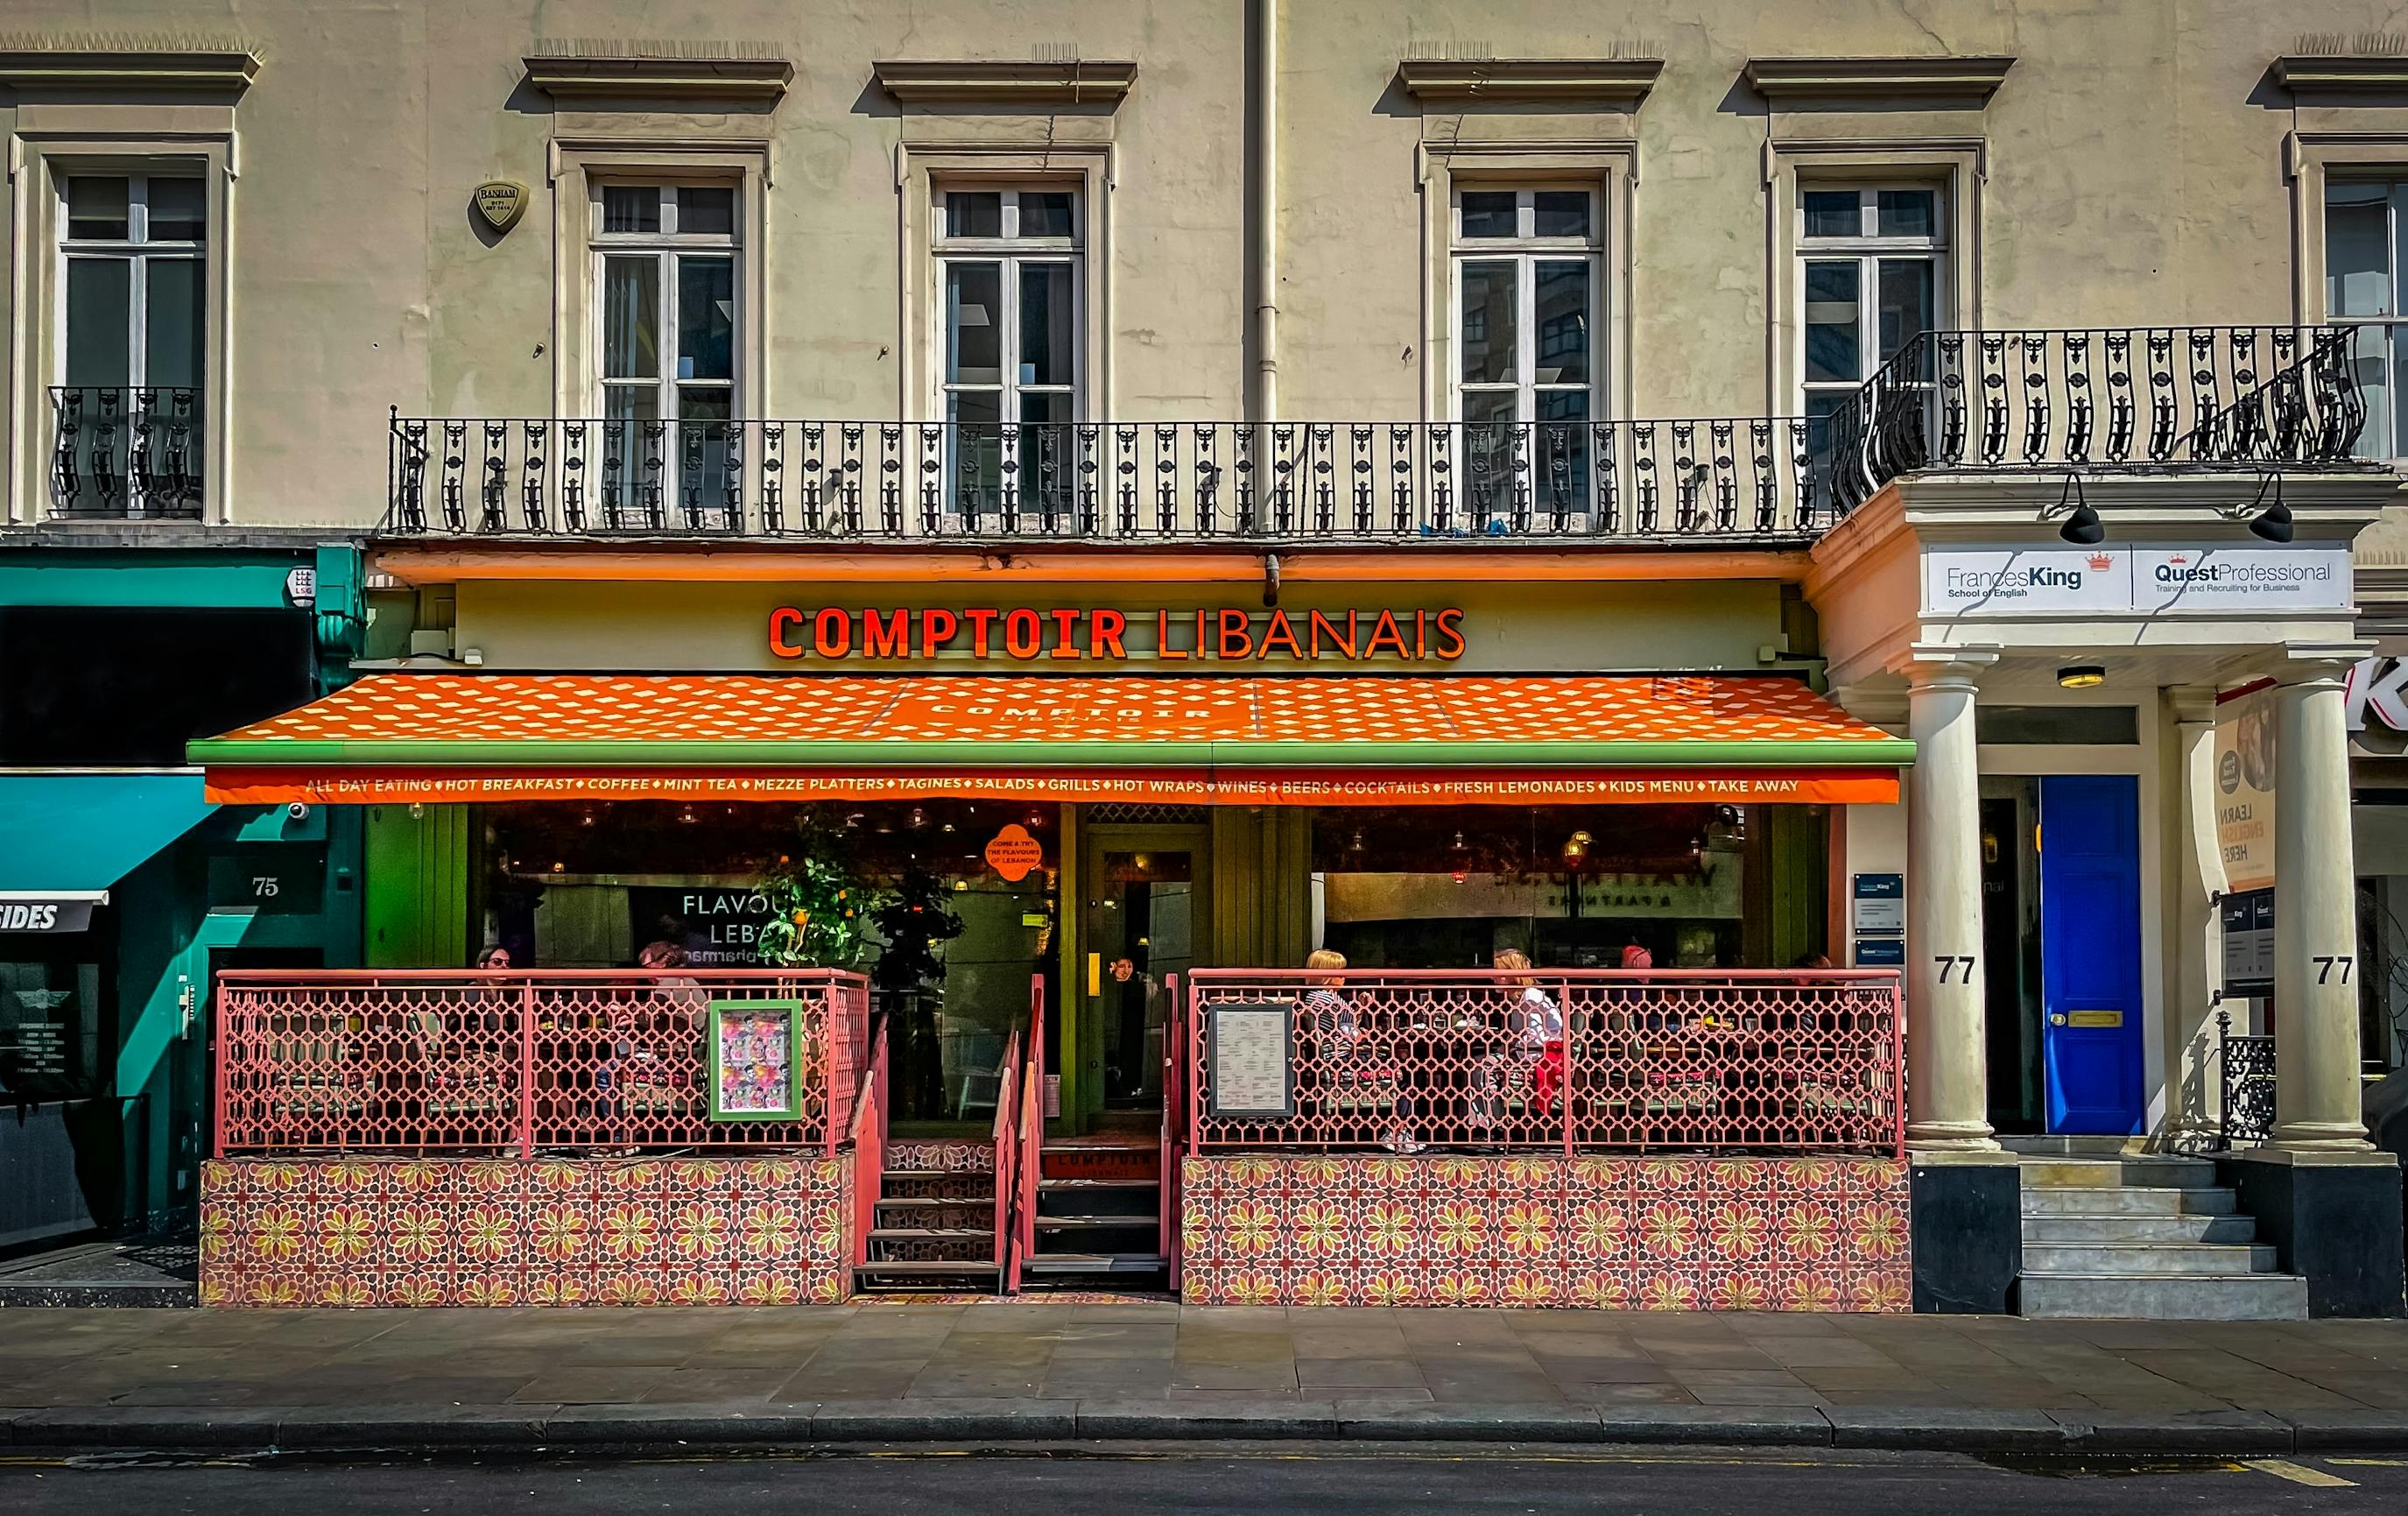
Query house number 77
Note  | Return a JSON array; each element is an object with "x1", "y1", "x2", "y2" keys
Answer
[
  {"x1": 2315, "y1": 955, "x2": 2354, "y2": 984},
  {"x1": 1933, "y1": 955, "x2": 1977, "y2": 983}
]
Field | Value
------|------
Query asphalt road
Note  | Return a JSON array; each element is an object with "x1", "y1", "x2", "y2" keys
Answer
[{"x1": 4, "y1": 1446, "x2": 2408, "y2": 1515}]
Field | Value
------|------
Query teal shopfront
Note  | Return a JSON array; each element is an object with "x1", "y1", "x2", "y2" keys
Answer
[{"x1": 0, "y1": 540, "x2": 366, "y2": 1246}]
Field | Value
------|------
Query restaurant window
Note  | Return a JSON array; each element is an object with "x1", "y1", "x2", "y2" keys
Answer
[
  {"x1": 480, "y1": 800, "x2": 1060, "y2": 1126},
  {"x1": 591, "y1": 181, "x2": 741, "y2": 522},
  {"x1": 2327, "y1": 179, "x2": 2408, "y2": 460},
  {"x1": 54, "y1": 172, "x2": 208, "y2": 518},
  {"x1": 1799, "y1": 185, "x2": 1944, "y2": 469},
  {"x1": 1312, "y1": 805, "x2": 1801, "y2": 971},
  {"x1": 1453, "y1": 187, "x2": 1602, "y2": 521},
  {"x1": 935, "y1": 186, "x2": 1082, "y2": 518}
]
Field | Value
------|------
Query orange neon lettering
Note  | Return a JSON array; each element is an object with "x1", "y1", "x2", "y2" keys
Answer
[
  {"x1": 1257, "y1": 610, "x2": 1302, "y2": 659},
  {"x1": 768, "y1": 607, "x2": 806, "y2": 659},
  {"x1": 863, "y1": 608, "x2": 909, "y2": 659},
  {"x1": 920, "y1": 608, "x2": 960, "y2": 651},
  {"x1": 1048, "y1": 607, "x2": 1084, "y2": 659},
  {"x1": 965, "y1": 609, "x2": 999, "y2": 658},
  {"x1": 1003, "y1": 609, "x2": 1043, "y2": 659},
  {"x1": 1364, "y1": 610, "x2": 1408, "y2": 659},
  {"x1": 1307, "y1": 610, "x2": 1356, "y2": 659},
  {"x1": 1433, "y1": 607, "x2": 1467, "y2": 659},
  {"x1": 1093, "y1": 609, "x2": 1129, "y2": 659},
  {"x1": 813, "y1": 608, "x2": 851, "y2": 659},
  {"x1": 1216, "y1": 609, "x2": 1256, "y2": 659}
]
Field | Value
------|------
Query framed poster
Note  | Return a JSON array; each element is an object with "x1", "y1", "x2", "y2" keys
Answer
[
  {"x1": 707, "y1": 999, "x2": 808, "y2": 1121},
  {"x1": 1206, "y1": 1000, "x2": 1294, "y2": 1120}
]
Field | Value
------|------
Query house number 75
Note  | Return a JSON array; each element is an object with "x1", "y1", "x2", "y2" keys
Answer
[{"x1": 1933, "y1": 955, "x2": 1977, "y2": 983}]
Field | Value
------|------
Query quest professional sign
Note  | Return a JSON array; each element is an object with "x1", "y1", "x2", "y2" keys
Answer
[{"x1": 1923, "y1": 546, "x2": 2351, "y2": 617}]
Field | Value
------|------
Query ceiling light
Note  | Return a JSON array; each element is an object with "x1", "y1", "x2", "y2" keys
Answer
[{"x1": 2057, "y1": 665, "x2": 2107, "y2": 689}]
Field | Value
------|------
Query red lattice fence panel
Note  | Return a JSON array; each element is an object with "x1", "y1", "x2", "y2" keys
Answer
[
  {"x1": 214, "y1": 970, "x2": 870, "y2": 1156},
  {"x1": 1184, "y1": 969, "x2": 1904, "y2": 1157}
]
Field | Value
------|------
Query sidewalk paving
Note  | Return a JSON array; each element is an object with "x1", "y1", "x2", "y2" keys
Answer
[{"x1": 5, "y1": 1303, "x2": 2408, "y2": 1455}]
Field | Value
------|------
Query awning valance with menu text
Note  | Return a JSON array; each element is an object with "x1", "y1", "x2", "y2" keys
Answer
[{"x1": 190, "y1": 673, "x2": 1912, "y2": 807}]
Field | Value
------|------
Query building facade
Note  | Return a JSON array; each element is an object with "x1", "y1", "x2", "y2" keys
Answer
[{"x1": 4, "y1": 3, "x2": 2405, "y2": 1315}]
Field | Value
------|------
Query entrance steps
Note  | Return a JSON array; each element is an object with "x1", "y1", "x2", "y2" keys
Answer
[
  {"x1": 853, "y1": 1166, "x2": 1004, "y2": 1294},
  {"x1": 2005, "y1": 1139, "x2": 2306, "y2": 1321},
  {"x1": 1025, "y1": 1140, "x2": 1165, "y2": 1282}
]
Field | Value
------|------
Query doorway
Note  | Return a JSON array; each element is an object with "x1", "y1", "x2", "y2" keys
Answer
[{"x1": 1079, "y1": 822, "x2": 1208, "y2": 1116}]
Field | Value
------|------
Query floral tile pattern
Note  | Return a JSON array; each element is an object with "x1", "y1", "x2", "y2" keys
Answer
[
  {"x1": 201, "y1": 1155, "x2": 849, "y2": 1308},
  {"x1": 1181, "y1": 1154, "x2": 1911, "y2": 1312}
]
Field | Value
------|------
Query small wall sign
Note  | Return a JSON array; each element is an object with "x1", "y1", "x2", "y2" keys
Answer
[
  {"x1": 1850, "y1": 873, "x2": 1905, "y2": 934},
  {"x1": 983, "y1": 823, "x2": 1044, "y2": 882},
  {"x1": 474, "y1": 180, "x2": 529, "y2": 234},
  {"x1": 1206, "y1": 1001, "x2": 1294, "y2": 1120}
]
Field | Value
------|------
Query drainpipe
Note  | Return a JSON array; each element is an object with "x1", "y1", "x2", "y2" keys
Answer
[{"x1": 1250, "y1": 0, "x2": 1278, "y2": 421}]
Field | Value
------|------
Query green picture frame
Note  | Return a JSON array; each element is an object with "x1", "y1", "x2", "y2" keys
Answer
[{"x1": 706, "y1": 998, "x2": 808, "y2": 1122}]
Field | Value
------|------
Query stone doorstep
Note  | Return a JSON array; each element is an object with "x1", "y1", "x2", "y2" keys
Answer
[{"x1": 8, "y1": 1400, "x2": 2408, "y2": 1453}]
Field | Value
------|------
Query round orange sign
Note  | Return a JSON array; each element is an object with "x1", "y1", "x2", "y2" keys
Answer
[{"x1": 983, "y1": 823, "x2": 1044, "y2": 882}]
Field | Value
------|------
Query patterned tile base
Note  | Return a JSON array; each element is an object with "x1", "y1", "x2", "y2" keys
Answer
[
  {"x1": 885, "y1": 1140, "x2": 995, "y2": 1173},
  {"x1": 1179, "y1": 1154, "x2": 1911, "y2": 1311},
  {"x1": 200, "y1": 1155, "x2": 851, "y2": 1308}
]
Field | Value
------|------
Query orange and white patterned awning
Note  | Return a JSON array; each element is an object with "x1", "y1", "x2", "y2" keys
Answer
[{"x1": 192, "y1": 673, "x2": 1911, "y2": 807}]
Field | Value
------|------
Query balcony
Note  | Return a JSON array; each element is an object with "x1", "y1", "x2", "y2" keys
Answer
[
  {"x1": 48, "y1": 385, "x2": 205, "y2": 520},
  {"x1": 376, "y1": 325, "x2": 2378, "y2": 546}
]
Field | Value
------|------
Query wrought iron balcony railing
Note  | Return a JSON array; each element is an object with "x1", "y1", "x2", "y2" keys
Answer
[
  {"x1": 48, "y1": 385, "x2": 205, "y2": 519},
  {"x1": 375, "y1": 326, "x2": 2381, "y2": 545},
  {"x1": 384, "y1": 414, "x2": 1837, "y2": 544},
  {"x1": 1844, "y1": 325, "x2": 2376, "y2": 497}
]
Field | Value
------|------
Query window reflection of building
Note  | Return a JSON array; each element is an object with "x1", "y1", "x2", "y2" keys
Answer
[
  {"x1": 480, "y1": 800, "x2": 1059, "y2": 1125},
  {"x1": 1310, "y1": 805, "x2": 1807, "y2": 970}
]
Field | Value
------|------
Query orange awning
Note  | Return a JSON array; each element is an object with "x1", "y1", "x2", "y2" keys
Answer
[{"x1": 191, "y1": 673, "x2": 1911, "y2": 807}]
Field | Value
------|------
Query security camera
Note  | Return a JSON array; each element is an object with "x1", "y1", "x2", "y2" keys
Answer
[{"x1": 286, "y1": 801, "x2": 312, "y2": 821}]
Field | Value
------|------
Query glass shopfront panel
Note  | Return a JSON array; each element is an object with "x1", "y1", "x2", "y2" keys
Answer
[{"x1": 479, "y1": 800, "x2": 1060, "y2": 1125}]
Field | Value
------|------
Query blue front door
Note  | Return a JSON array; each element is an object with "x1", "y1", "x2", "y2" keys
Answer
[{"x1": 2039, "y1": 775, "x2": 2145, "y2": 1134}]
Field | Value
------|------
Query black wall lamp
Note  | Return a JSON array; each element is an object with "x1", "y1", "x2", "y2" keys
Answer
[
  {"x1": 2054, "y1": 471, "x2": 2104, "y2": 545},
  {"x1": 2243, "y1": 471, "x2": 2294, "y2": 544}
]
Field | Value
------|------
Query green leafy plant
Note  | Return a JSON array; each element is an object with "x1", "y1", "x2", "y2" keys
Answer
[{"x1": 755, "y1": 809, "x2": 880, "y2": 969}]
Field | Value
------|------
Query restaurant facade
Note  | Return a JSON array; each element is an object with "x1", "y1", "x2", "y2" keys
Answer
[{"x1": 5, "y1": 2, "x2": 2406, "y2": 1318}]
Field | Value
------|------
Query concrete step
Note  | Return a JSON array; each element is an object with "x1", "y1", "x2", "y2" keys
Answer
[
  {"x1": 2000, "y1": 1135, "x2": 2155, "y2": 1157},
  {"x1": 2017, "y1": 1157, "x2": 2221, "y2": 1189},
  {"x1": 2020, "y1": 1185, "x2": 2238, "y2": 1217},
  {"x1": 2019, "y1": 1272, "x2": 2308, "y2": 1321},
  {"x1": 2021, "y1": 1213, "x2": 2259, "y2": 1245},
  {"x1": 2023, "y1": 1241, "x2": 2278, "y2": 1276}
]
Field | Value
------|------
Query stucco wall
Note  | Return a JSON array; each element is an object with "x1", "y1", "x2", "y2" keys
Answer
[{"x1": 2, "y1": 2, "x2": 2393, "y2": 527}]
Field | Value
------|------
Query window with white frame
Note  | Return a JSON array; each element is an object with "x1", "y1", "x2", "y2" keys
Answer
[
  {"x1": 2327, "y1": 179, "x2": 2408, "y2": 460},
  {"x1": 55, "y1": 172, "x2": 208, "y2": 517},
  {"x1": 934, "y1": 186, "x2": 1081, "y2": 515},
  {"x1": 1452, "y1": 187, "x2": 1601, "y2": 518},
  {"x1": 591, "y1": 181, "x2": 740, "y2": 520},
  {"x1": 1799, "y1": 185, "x2": 1944, "y2": 455}
]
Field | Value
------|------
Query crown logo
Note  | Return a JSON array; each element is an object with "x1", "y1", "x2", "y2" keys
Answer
[
  {"x1": 2086, "y1": 552, "x2": 2113, "y2": 571},
  {"x1": 2166, "y1": 553, "x2": 2188, "y2": 565}
]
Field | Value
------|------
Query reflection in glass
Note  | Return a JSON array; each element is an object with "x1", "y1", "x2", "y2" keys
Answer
[
  {"x1": 602, "y1": 256, "x2": 659, "y2": 378},
  {"x1": 945, "y1": 191, "x2": 1003, "y2": 237},
  {"x1": 144, "y1": 259, "x2": 206, "y2": 389},
  {"x1": 67, "y1": 177, "x2": 130, "y2": 241},
  {"x1": 1459, "y1": 191, "x2": 1517, "y2": 238},
  {"x1": 602, "y1": 185, "x2": 659, "y2": 234},
  {"x1": 1876, "y1": 258, "x2": 1934, "y2": 365},
  {"x1": 1533, "y1": 261, "x2": 1589, "y2": 384},
  {"x1": 1877, "y1": 190, "x2": 1936, "y2": 239},
  {"x1": 947, "y1": 263, "x2": 1003, "y2": 384},
  {"x1": 677, "y1": 187, "x2": 736, "y2": 236},
  {"x1": 1532, "y1": 191, "x2": 1589, "y2": 239},
  {"x1": 1460, "y1": 261, "x2": 1517, "y2": 384},
  {"x1": 1803, "y1": 260, "x2": 1862, "y2": 383},
  {"x1": 1019, "y1": 192, "x2": 1074, "y2": 238},
  {"x1": 1801, "y1": 190, "x2": 1857, "y2": 240},
  {"x1": 1020, "y1": 263, "x2": 1074, "y2": 385},
  {"x1": 64, "y1": 259, "x2": 132, "y2": 389},
  {"x1": 146, "y1": 178, "x2": 207, "y2": 243},
  {"x1": 677, "y1": 256, "x2": 735, "y2": 381}
]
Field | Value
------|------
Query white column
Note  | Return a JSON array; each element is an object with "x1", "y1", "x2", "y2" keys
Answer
[
  {"x1": 2167, "y1": 687, "x2": 2222, "y2": 1143},
  {"x1": 1904, "y1": 647, "x2": 2000, "y2": 1153},
  {"x1": 2271, "y1": 657, "x2": 2371, "y2": 1151}
]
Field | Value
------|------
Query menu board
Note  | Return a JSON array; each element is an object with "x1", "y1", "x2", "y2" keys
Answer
[
  {"x1": 1207, "y1": 1001, "x2": 1294, "y2": 1120},
  {"x1": 708, "y1": 1000, "x2": 806, "y2": 1120}
]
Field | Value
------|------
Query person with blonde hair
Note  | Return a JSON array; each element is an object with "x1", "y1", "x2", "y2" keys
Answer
[{"x1": 1301, "y1": 948, "x2": 1421, "y2": 1154}]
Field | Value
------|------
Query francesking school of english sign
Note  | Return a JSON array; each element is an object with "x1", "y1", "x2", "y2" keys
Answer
[{"x1": 1919, "y1": 546, "x2": 2352, "y2": 617}]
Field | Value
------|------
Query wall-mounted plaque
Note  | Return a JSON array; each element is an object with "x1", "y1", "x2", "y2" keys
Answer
[
  {"x1": 474, "y1": 180, "x2": 528, "y2": 233},
  {"x1": 707, "y1": 999, "x2": 807, "y2": 1121},
  {"x1": 1206, "y1": 1000, "x2": 1293, "y2": 1120}
]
